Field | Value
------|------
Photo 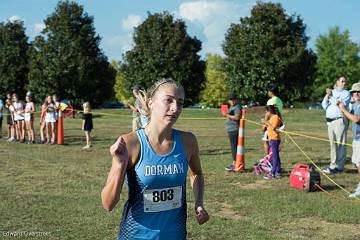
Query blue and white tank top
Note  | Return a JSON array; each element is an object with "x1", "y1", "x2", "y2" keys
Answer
[{"x1": 118, "y1": 128, "x2": 188, "y2": 240}]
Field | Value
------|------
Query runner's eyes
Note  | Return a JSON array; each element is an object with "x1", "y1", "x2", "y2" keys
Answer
[{"x1": 164, "y1": 98, "x2": 183, "y2": 107}]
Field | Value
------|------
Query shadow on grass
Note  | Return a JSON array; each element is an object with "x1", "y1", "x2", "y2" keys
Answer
[
  {"x1": 64, "y1": 137, "x2": 84, "y2": 143},
  {"x1": 280, "y1": 170, "x2": 291, "y2": 177},
  {"x1": 225, "y1": 168, "x2": 254, "y2": 173},
  {"x1": 200, "y1": 147, "x2": 258, "y2": 156},
  {"x1": 200, "y1": 149, "x2": 231, "y2": 155},
  {"x1": 317, "y1": 184, "x2": 343, "y2": 191},
  {"x1": 344, "y1": 168, "x2": 359, "y2": 174},
  {"x1": 64, "y1": 136, "x2": 115, "y2": 143}
]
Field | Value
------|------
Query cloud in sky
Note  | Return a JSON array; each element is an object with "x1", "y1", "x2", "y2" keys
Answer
[
  {"x1": 106, "y1": 33, "x2": 133, "y2": 54},
  {"x1": 8, "y1": 15, "x2": 22, "y2": 22},
  {"x1": 34, "y1": 22, "x2": 45, "y2": 33},
  {"x1": 122, "y1": 15, "x2": 142, "y2": 31},
  {"x1": 179, "y1": 0, "x2": 254, "y2": 55},
  {"x1": 103, "y1": 14, "x2": 142, "y2": 60},
  {"x1": 105, "y1": 2, "x2": 254, "y2": 60},
  {"x1": 350, "y1": 35, "x2": 359, "y2": 43}
]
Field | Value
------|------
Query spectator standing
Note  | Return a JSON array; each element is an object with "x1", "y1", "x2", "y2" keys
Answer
[
  {"x1": 262, "y1": 105, "x2": 283, "y2": 179},
  {"x1": 24, "y1": 94, "x2": 36, "y2": 144},
  {"x1": 44, "y1": 95, "x2": 56, "y2": 144},
  {"x1": 222, "y1": 93, "x2": 242, "y2": 172},
  {"x1": 39, "y1": 97, "x2": 47, "y2": 144},
  {"x1": 82, "y1": 102, "x2": 93, "y2": 149},
  {"x1": 5, "y1": 99, "x2": 15, "y2": 142},
  {"x1": 321, "y1": 76, "x2": 351, "y2": 173},
  {"x1": 12, "y1": 94, "x2": 25, "y2": 143},
  {"x1": 262, "y1": 84, "x2": 284, "y2": 153}
]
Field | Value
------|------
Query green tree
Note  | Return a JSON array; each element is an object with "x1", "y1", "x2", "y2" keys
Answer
[
  {"x1": 223, "y1": 2, "x2": 316, "y2": 104},
  {"x1": 112, "y1": 60, "x2": 128, "y2": 102},
  {"x1": 314, "y1": 26, "x2": 360, "y2": 98},
  {"x1": 0, "y1": 20, "x2": 29, "y2": 98},
  {"x1": 28, "y1": 1, "x2": 115, "y2": 106},
  {"x1": 200, "y1": 54, "x2": 229, "y2": 107},
  {"x1": 121, "y1": 12, "x2": 205, "y2": 105}
]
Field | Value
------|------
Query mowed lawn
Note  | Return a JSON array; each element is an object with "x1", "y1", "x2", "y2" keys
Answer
[{"x1": 1, "y1": 108, "x2": 359, "y2": 240}]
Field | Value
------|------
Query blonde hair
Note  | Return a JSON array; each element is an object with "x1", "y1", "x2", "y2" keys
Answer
[
  {"x1": 134, "y1": 78, "x2": 184, "y2": 117},
  {"x1": 83, "y1": 102, "x2": 91, "y2": 113}
]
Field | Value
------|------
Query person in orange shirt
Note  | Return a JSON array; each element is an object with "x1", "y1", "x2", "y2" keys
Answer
[{"x1": 262, "y1": 105, "x2": 283, "y2": 179}]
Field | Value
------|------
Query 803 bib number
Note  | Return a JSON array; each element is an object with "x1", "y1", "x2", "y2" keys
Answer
[
  {"x1": 144, "y1": 186, "x2": 182, "y2": 212},
  {"x1": 152, "y1": 189, "x2": 174, "y2": 202}
]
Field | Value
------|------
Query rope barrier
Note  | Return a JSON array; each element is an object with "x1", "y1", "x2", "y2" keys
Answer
[
  {"x1": 245, "y1": 118, "x2": 353, "y2": 147},
  {"x1": 74, "y1": 109, "x2": 129, "y2": 117},
  {"x1": 5, "y1": 108, "x2": 351, "y2": 148},
  {"x1": 315, "y1": 183, "x2": 360, "y2": 204},
  {"x1": 314, "y1": 184, "x2": 346, "y2": 201},
  {"x1": 3, "y1": 108, "x2": 354, "y2": 148}
]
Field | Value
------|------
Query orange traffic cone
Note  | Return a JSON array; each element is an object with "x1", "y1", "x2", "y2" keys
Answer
[
  {"x1": 57, "y1": 111, "x2": 64, "y2": 145},
  {"x1": 234, "y1": 109, "x2": 246, "y2": 172}
]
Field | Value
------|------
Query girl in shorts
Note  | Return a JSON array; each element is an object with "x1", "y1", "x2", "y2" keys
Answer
[
  {"x1": 82, "y1": 102, "x2": 93, "y2": 149},
  {"x1": 24, "y1": 95, "x2": 36, "y2": 144},
  {"x1": 12, "y1": 94, "x2": 25, "y2": 143},
  {"x1": 44, "y1": 95, "x2": 56, "y2": 144}
]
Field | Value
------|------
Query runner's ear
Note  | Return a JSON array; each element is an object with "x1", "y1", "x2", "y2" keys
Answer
[{"x1": 148, "y1": 98, "x2": 153, "y2": 111}]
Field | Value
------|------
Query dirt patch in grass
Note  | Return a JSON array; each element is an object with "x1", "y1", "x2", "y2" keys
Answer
[
  {"x1": 279, "y1": 217, "x2": 360, "y2": 239},
  {"x1": 213, "y1": 203, "x2": 246, "y2": 221},
  {"x1": 231, "y1": 180, "x2": 272, "y2": 190}
]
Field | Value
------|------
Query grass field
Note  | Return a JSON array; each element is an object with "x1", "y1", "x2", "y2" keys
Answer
[{"x1": 1, "y1": 108, "x2": 359, "y2": 240}]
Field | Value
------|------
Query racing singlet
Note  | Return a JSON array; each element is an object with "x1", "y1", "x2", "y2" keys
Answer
[{"x1": 118, "y1": 128, "x2": 188, "y2": 240}]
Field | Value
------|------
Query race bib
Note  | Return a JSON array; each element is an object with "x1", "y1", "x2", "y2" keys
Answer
[{"x1": 143, "y1": 186, "x2": 182, "y2": 213}]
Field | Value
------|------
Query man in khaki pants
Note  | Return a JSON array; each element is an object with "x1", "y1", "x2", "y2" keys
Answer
[{"x1": 321, "y1": 76, "x2": 351, "y2": 173}]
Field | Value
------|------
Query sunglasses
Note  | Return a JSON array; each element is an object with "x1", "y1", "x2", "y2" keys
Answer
[{"x1": 352, "y1": 91, "x2": 360, "y2": 93}]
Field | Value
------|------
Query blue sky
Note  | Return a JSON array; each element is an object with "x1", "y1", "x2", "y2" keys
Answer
[{"x1": 1, "y1": 0, "x2": 359, "y2": 61}]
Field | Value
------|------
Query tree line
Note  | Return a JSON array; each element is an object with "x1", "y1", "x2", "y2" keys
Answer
[
  {"x1": 1, "y1": 1, "x2": 360, "y2": 107},
  {"x1": 0, "y1": 1, "x2": 115, "y2": 106}
]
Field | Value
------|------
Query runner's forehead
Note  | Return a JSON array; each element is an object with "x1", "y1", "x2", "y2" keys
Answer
[{"x1": 156, "y1": 84, "x2": 185, "y2": 99}]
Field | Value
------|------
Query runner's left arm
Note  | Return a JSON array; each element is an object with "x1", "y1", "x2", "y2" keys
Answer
[{"x1": 187, "y1": 133, "x2": 210, "y2": 225}]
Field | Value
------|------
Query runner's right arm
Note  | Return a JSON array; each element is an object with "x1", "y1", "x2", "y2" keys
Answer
[{"x1": 101, "y1": 133, "x2": 139, "y2": 211}]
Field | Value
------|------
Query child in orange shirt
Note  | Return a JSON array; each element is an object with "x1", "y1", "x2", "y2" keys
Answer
[{"x1": 262, "y1": 105, "x2": 283, "y2": 179}]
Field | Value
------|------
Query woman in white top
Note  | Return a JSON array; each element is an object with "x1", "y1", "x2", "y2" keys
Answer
[
  {"x1": 12, "y1": 94, "x2": 25, "y2": 143},
  {"x1": 45, "y1": 95, "x2": 56, "y2": 144},
  {"x1": 24, "y1": 95, "x2": 36, "y2": 144}
]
